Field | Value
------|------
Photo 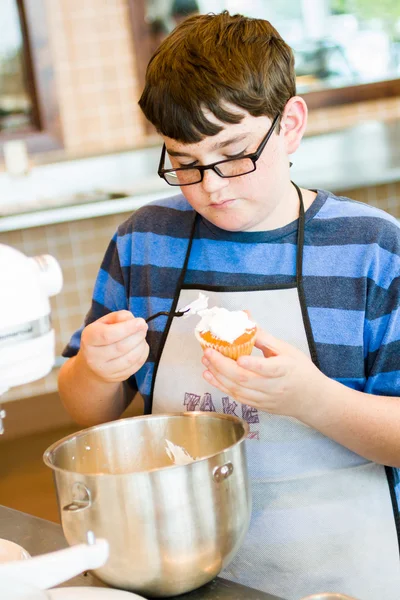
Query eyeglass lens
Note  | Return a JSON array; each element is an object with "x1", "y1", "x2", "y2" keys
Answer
[{"x1": 164, "y1": 157, "x2": 255, "y2": 186}]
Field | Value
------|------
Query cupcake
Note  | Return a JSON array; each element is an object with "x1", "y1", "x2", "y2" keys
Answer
[{"x1": 194, "y1": 307, "x2": 257, "y2": 360}]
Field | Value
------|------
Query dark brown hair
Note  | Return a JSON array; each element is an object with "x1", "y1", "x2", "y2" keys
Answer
[{"x1": 139, "y1": 11, "x2": 296, "y2": 143}]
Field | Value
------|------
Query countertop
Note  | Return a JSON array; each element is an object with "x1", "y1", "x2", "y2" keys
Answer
[
  {"x1": 0, "y1": 505, "x2": 284, "y2": 600},
  {"x1": 0, "y1": 119, "x2": 399, "y2": 233}
]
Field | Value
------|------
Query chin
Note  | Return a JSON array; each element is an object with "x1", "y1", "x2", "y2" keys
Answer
[{"x1": 215, "y1": 219, "x2": 250, "y2": 232}]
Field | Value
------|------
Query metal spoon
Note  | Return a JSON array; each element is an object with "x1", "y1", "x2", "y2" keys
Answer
[{"x1": 145, "y1": 308, "x2": 189, "y2": 323}]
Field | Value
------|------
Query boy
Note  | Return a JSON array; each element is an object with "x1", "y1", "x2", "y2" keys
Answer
[{"x1": 59, "y1": 12, "x2": 400, "y2": 600}]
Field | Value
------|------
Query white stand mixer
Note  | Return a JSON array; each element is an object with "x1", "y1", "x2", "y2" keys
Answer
[
  {"x1": 0, "y1": 244, "x2": 142, "y2": 599},
  {"x1": 0, "y1": 244, "x2": 63, "y2": 406}
]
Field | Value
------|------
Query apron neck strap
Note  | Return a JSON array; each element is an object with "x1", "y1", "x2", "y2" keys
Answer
[
  {"x1": 172, "y1": 212, "x2": 197, "y2": 312},
  {"x1": 148, "y1": 212, "x2": 197, "y2": 412},
  {"x1": 292, "y1": 181, "x2": 305, "y2": 285}
]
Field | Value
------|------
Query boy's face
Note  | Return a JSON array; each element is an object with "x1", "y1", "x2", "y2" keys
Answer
[{"x1": 162, "y1": 109, "x2": 296, "y2": 232}]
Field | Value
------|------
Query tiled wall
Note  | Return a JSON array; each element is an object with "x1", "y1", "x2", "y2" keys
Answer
[
  {"x1": 3, "y1": 179, "x2": 400, "y2": 402},
  {"x1": 307, "y1": 96, "x2": 400, "y2": 136},
  {"x1": 46, "y1": 0, "x2": 146, "y2": 155},
  {"x1": 336, "y1": 182, "x2": 400, "y2": 218}
]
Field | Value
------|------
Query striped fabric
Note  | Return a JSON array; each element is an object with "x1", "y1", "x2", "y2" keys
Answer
[{"x1": 63, "y1": 188, "x2": 400, "y2": 501}]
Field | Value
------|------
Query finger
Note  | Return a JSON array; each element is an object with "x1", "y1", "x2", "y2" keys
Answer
[
  {"x1": 203, "y1": 348, "x2": 263, "y2": 385},
  {"x1": 98, "y1": 310, "x2": 135, "y2": 324},
  {"x1": 203, "y1": 362, "x2": 264, "y2": 398},
  {"x1": 203, "y1": 348, "x2": 246, "y2": 381},
  {"x1": 203, "y1": 367, "x2": 267, "y2": 407},
  {"x1": 88, "y1": 316, "x2": 147, "y2": 347},
  {"x1": 202, "y1": 369, "x2": 232, "y2": 395},
  {"x1": 107, "y1": 341, "x2": 150, "y2": 378},
  {"x1": 237, "y1": 354, "x2": 286, "y2": 379},
  {"x1": 254, "y1": 328, "x2": 298, "y2": 358},
  {"x1": 203, "y1": 351, "x2": 287, "y2": 401},
  {"x1": 103, "y1": 329, "x2": 149, "y2": 361},
  {"x1": 202, "y1": 349, "x2": 263, "y2": 396}
]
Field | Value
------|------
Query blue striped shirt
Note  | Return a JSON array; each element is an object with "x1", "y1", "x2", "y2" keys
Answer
[{"x1": 63, "y1": 188, "x2": 400, "y2": 501}]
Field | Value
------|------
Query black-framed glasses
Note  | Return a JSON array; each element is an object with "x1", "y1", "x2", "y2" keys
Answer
[{"x1": 158, "y1": 113, "x2": 280, "y2": 187}]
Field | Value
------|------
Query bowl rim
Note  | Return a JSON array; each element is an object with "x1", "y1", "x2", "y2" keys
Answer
[{"x1": 43, "y1": 411, "x2": 249, "y2": 477}]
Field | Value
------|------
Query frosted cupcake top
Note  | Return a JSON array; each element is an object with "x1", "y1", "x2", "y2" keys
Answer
[{"x1": 195, "y1": 307, "x2": 256, "y2": 343}]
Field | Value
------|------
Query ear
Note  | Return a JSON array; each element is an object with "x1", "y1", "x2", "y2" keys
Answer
[{"x1": 279, "y1": 96, "x2": 308, "y2": 155}]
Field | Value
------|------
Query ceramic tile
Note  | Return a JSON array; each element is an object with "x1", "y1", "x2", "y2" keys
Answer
[{"x1": 47, "y1": 0, "x2": 144, "y2": 154}]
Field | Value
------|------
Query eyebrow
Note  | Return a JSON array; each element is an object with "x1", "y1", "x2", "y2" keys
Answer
[{"x1": 166, "y1": 133, "x2": 249, "y2": 157}]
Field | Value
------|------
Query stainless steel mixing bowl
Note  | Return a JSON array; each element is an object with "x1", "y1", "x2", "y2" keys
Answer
[{"x1": 43, "y1": 412, "x2": 251, "y2": 597}]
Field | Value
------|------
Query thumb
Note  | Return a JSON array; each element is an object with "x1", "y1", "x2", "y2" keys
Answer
[
  {"x1": 255, "y1": 328, "x2": 296, "y2": 358},
  {"x1": 97, "y1": 310, "x2": 135, "y2": 325}
]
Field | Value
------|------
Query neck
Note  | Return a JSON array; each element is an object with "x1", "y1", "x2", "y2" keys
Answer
[{"x1": 250, "y1": 182, "x2": 306, "y2": 231}]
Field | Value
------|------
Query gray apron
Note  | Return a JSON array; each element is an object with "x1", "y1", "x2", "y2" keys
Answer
[{"x1": 150, "y1": 185, "x2": 400, "y2": 600}]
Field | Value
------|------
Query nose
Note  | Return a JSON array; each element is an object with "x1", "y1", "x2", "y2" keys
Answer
[{"x1": 200, "y1": 169, "x2": 230, "y2": 194}]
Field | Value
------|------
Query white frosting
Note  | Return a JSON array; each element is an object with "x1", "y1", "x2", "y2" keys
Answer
[
  {"x1": 179, "y1": 292, "x2": 209, "y2": 318},
  {"x1": 195, "y1": 307, "x2": 256, "y2": 344},
  {"x1": 165, "y1": 439, "x2": 196, "y2": 465}
]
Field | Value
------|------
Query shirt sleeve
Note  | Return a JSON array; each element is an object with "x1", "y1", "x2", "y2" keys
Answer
[{"x1": 364, "y1": 272, "x2": 400, "y2": 397}]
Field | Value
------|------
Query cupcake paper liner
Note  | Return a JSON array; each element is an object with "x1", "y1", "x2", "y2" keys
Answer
[{"x1": 195, "y1": 329, "x2": 256, "y2": 360}]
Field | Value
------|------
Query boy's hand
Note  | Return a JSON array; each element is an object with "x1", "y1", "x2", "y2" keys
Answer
[
  {"x1": 201, "y1": 328, "x2": 327, "y2": 422},
  {"x1": 79, "y1": 310, "x2": 149, "y2": 383}
]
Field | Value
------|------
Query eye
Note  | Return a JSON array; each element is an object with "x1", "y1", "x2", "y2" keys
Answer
[
  {"x1": 224, "y1": 149, "x2": 248, "y2": 159},
  {"x1": 177, "y1": 160, "x2": 198, "y2": 169}
]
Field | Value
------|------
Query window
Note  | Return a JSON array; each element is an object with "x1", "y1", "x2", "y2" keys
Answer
[
  {"x1": 0, "y1": 0, "x2": 62, "y2": 154},
  {"x1": 130, "y1": 0, "x2": 400, "y2": 109},
  {"x1": 0, "y1": 0, "x2": 34, "y2": 133}
]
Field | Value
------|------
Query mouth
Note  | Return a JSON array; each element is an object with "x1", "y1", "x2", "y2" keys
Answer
[{"x1": 209, "y1": 198, "x2": 236, "y2": 208}]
